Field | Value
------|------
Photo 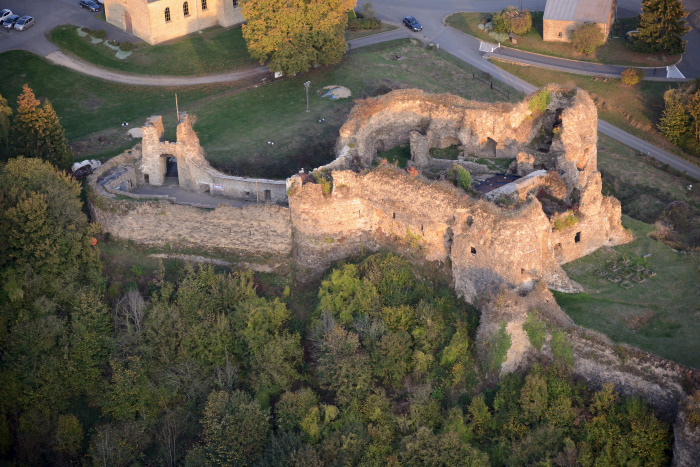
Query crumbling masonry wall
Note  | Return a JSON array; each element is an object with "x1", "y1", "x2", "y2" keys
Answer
[{"x1": 140, "y1": 114, "x2": 287, "y2": 203}]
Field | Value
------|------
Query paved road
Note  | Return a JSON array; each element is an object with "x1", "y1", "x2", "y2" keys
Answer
[
  {"x1": 356, "y1": 1, "x2": 700, "y2": 179},
  {"x1": 46, "y1": 50, "x2": 270, "y2": 86},
  {"x1": 0, "y1": 0, "x2": 136, "y2": 56}
]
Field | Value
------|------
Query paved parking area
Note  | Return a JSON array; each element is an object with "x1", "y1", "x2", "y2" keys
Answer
[{"x1": 0, "y1": 0, "x2": 139, "y2": 56}]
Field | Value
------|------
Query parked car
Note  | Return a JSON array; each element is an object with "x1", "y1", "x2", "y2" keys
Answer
[
  {"x1": 14, "y1": 16, "x2": 34, "y2": 31},
  {"x1": 2, "y1": 14, "x2": 19, "y2": 30},
  {"x1": 0, "y1": 9, "x2": 12, "y2": 23},
  {"x1": 403, "y1": 16, "x2": 422, "y2": 32},
  {"x1": 80, "y1": 0, "x2": 101, "y2": 12}
]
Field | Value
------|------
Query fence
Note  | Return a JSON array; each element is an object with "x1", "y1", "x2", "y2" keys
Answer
[{"x1": 471, "y1": 73, "x2": 510, "y2": 100}]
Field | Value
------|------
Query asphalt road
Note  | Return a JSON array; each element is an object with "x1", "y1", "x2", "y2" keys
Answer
[{"x1": 0, "y1": 0, "x2": 135, "y2": 56}]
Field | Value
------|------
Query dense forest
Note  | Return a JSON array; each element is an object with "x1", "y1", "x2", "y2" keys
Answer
[{"x1": 0, "y1": 157, "x2": 674, "y2": 466}]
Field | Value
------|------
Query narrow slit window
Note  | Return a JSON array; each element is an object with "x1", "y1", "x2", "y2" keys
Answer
[
  {"x1": 575, "y1": 232, "x2": 581, "y2": 243},
  {"x1": 233, "y1": 0, "x2": 239, "y2": 7},
  {"x1": 165, "y1": 7, "x2": 171, "y2": 22},
  {"x1": 183, "y1": 2, "x2": 190, "y2": 17},
  {"x1": 201, "y1": 0, "x2": 207, "y2": 10},
  {"x1": 471, "y1": 247, "x2": 477, "y2": 255}
]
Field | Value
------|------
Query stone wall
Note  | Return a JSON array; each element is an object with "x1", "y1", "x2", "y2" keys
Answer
[
  {"x1": 140, "y1": 114, "x2": 287, "y2": 203},
  {"x1": 105, "y1": 0, "x2": 244, "y2": 45}
]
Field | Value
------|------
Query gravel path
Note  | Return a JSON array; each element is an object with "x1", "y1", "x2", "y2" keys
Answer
[{"x1": 45, "y1": 51, "x2": 270, "y2": 86}]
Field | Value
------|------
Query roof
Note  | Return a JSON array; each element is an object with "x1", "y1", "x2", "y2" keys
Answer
[{"x1": 544, "y1": 0, "x2": 613, "y2": 24}]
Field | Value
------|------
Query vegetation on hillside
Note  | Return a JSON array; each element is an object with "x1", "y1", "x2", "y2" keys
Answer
[{"x1": 634, "y1": 0, "x2": 689, "y2": 55}]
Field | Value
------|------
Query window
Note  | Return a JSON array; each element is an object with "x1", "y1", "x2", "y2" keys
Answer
[
  {"x1": 164, "y1": 7, "x2": 171, "y2": 22},
  {"x1": 558, "y1": 32, "x2": 562, "y2": 38},
  {"x1": 471, "y1": 247, "x2": 477, "y2": 255},
  {"x1": 233, "y1": 0, "x2": 238, "y2": 7},
  {"x1": 201, "y1": 0, "x2": 207, "y2": 10},
  {"x1": 183, "y1": 2, "x2": 189, "y2": 16},
  {"x1": 575, "y1": 232, "x2": 581, "y2": 243}
]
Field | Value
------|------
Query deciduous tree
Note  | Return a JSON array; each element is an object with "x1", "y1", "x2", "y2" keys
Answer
[{"x1": 241, "y1": 0, "x2": 356, "y2": 75}]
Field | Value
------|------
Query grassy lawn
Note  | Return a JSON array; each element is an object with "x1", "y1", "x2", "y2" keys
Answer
[
  {"x1": 0, "y1": 50, "x2": 250, "y2": 160},
  {"x1": 185, "y1": 39, "x2": 521, "y2": 178},
  {"x1": 48, "y1": 24, "x2": 258, "y2": 76},
  {"x1": 490, "y1": 60, "x2": 699, "y2": 165},
  {"x1": 597, "y1": 134, "x2": 699, "y2": 223},
  {"x1": 345, "y1": 22, "x2": 399, "y2": 41},
  {"x1": 554, "y1": 216, "x2": 700, "y2": 368},
  {"x1": 0, "y1": 40, "x2": 519, "y2": 177},
  {"x1": 446, "y1": 12, "x2": 679, "y2": 67}
]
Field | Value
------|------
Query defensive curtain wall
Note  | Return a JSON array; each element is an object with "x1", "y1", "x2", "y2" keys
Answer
[{"x1": 88, "y1": 87, "x2": 699, "y2": 462}]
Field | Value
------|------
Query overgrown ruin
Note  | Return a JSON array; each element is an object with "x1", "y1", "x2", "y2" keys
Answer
[{"x1": 87, "y1": 86, "x2": 699, "y2": 463}]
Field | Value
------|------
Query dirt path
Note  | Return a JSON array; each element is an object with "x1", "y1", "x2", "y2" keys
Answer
[{"x1": 45, "y1": 51, "x2": 270, "y2": 86}]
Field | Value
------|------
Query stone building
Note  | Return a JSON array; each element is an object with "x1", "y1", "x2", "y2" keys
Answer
[
  {"x1": 104, "y1": 0, "x2": 244, "y2": 45},
  {"x1": 543, "y1": 0, "x2": 615, "y2": 43}
]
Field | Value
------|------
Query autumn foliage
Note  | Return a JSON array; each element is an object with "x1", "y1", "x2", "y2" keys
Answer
[{"x1": 241, "y1": 0, "x2": 357, "y2": 75}]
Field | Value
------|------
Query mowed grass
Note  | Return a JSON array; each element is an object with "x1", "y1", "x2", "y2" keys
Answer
[
  {"x1": 345, "y1": 22, "x2": 399, "y2": 41},
  {"x1": 48, "y1": 24, "x2": 258, "y2": 76},
  {"x1": 597, "y1": 134, "x2": 699, "y2": 223},
  {"x1": 0, "y1": 50, "x2": 257, "y2": 159},
  {"x1": 185, "y1": 39, "x2": 521, "y2": 178},
  {"x1": 490, "y1": 61, "x2": 698, "y2": 164},
  {"x1": 446, "y1": 12, "x2": 679, "y2": 67},
  {"x1": 554, "y1": 216, "x2": 700, "y2": 368}
]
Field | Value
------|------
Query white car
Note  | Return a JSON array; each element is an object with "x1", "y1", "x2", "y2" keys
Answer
[
  {"x1": 14, "y1": 16, "x2": 34, "y2": 31},
  {"x1": 0, "y1": 9, "x2": 12, "y2": 22}
]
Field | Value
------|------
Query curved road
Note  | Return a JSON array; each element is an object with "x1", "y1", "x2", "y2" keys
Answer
[{"x1": 362, "y1": 0, "x2": 700, "y2": 179}]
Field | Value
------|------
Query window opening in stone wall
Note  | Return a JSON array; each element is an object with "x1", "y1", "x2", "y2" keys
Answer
[
  {"x1": 233, "y1": 0, "x2": 238, "y2": 7},
  {"x1": 521, "y1": 268, "x2": 525, "y2": 275},
  {"x1": 471, "y1": 247, "x2": 477, "y2": 255},
  {"x1": 575, "y1": 231, "x2": 581, "y2": 243},
  {"x1": 201, "y1": 0, "x2": 207, "y2": 10},
  {"x1": 165, "y1": 7, "x2": 171, "y2": 22},
  {"x1": 144, "y1": 174, "x2": 149, "y2": 184},
  {"x1": 393, "y1": 212, "x2": 396, "y2": 219},
  {"x1": 264, "y1": 190, "x2": 271, "y2": 202},
  {"x1": 558, "y1": 32, "x2": 562, "y2": 38},
  {"x1": 183, "y1": 2, "x2": 190, "y2": 17}
]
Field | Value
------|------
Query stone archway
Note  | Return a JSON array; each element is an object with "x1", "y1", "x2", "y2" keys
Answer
[{"x1": 163, "y1": 155, "x2": 178, "y2": 186}]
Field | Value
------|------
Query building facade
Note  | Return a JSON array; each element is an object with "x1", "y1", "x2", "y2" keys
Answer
[
  {"x1": 543, "y1": 0, "x2": 615, "y2": 43},
  {"x1": 105, "y1": 0, "x2": 244, "y2": 45}
]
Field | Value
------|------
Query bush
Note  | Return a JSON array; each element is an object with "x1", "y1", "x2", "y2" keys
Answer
[
  {"x1": 571, "y1": 22, "x2": 605, "y2": 54},
  {"x1": 523, "y1": 313, "x2": 547, "y2": 351},
  {"x1": 448, "y1": 164, "x2": 472, "y2": 191},
  {"x1": 347, "y1": 17, "x2": 381, "y2": 30},
  {"x1": 528, "y1": 89, "x2": 552, "y2": 113},
  {"x1": 119, "y1": 41, "x2": 136, "y2": 52},
  {"x1": 553, "y1": 211, "x2": 578, "y2": 231},
  {"x1": 621, "y1": 67, "x2": 643, "y2": 86},
  {"x1": 492, "y1": 7, "x2": 532, "y2": 35},
  {"x1": 550, "y1": 330, "x2": 574, "y2": 368},
  {"x1": 347, "y1": 9, "x2": 357, "y2": 20},
  {"x1": 92, "y1": 29, "x2": 107, "y2": 40}
]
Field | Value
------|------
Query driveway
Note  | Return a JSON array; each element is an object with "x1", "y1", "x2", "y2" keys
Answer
[{"x1": 0, "y1": 0, "x2": 137, "y2": 56}]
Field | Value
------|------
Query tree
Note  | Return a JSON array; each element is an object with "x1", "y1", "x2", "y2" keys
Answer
[
  {"x1": 621, "y1": 67, "x2": 644, "y2": 86},
  {"x1": 0, "y1": 93, "x2": 11, "y2": 151},
  {"x1": 571, "y1": 22, "x2": 605, "y2": 54},
  {"x1": 635, "y1": 0, "x2": 689, "y2": 55},
  {"x1": 12, "y1": 85, "x2": 73, "y2": 170},
  {"x1": 658, "y1": 89, "x2": 690, "y2": 145},
  {"x1": 687, "y1": 88, "x2": 700, "y2": 142},
  {"x1": 200, "y1": 390, "x2": 270, "y2": 466},
  {"x1": 240, "y1": 0, "x2": 357, "y2": 75}
]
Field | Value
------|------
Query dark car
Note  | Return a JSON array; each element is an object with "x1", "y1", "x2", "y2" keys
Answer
[
  {"x1": 2, "y1": 14, "x2": 20, "y2": 30},
  {"x1": 403, "y1": 16, "x2": 422, "y2": 32},
  {"x1": 15, "y1": 16, "x2": 34, "y2": 31},
  {"x1": 80, "y1": 0, "x2": 101, "y2": 12}
]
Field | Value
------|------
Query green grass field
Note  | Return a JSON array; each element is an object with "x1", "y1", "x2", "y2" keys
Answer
[
  {"x1": 0, "y1": 40, "x2": 519, "y2": 177},
  {"x1": 48, "y1": 24, "x2": 258, "y2": 76},
  {"x1": 554, "y1": 216, "x2": 700, "y2": 368},
  {"x1": 446, "y1": 12, "x2": 678, "y2": 67}
]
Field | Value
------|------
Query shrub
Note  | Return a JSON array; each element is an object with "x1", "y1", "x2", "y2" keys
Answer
[
  {"x1": 92, "y1": 29, "x2": 108, "y2": 40},
  {"x1": 492, "y1": 7, "x2": 532, "y2": 35},
  {"x1": 312, "y1": 170, "x2": 333, "y2": 196},
  {"x1": 553, "y1": 211, "x2": 578, "y2": 231},
  {"x1": 550, "y1": 330, "x2": 574, "y2": 368},
  {"x1": 528, "y1": 89, "x2": 552, "y2": 113},
  {"x1": 571, "y1": 22, "x2": 605, "y2": 55},
  {"x1": 621, "y1": 67, "x2": 643, "y2": 86},
  {"x1": 107, "y1": 39, "x2": 120, "y2": 47},
  {"x1": 119, "y1": 41, "x2": 136, "y2": 52},
  {"x1": 483, "y1": 322, "x2": 512, "y2": 372},
  {"x1": 347, "y1": 17, "x2": 381, "y2": 30},
  {"x1": 449, "y1": 164, "x2": 472, "y2": 191},
  {"x1": 348, "y1": 9, "x2": 357, "y2": 20},
  {"x1": 523, "y1": 313, "x2": 547, "y2": 351},
  {"x1": 491, "y1": 12, "x2": 510, "y2": 34}
]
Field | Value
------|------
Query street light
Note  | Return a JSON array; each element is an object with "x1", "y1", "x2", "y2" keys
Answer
[{"x1": 304, "y1": 81, "x2": 311, "y2": 113}]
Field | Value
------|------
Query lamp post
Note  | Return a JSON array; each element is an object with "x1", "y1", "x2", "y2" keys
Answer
[{"x1": 304, "y1": 81, "x2": 311, "y2": 113}]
